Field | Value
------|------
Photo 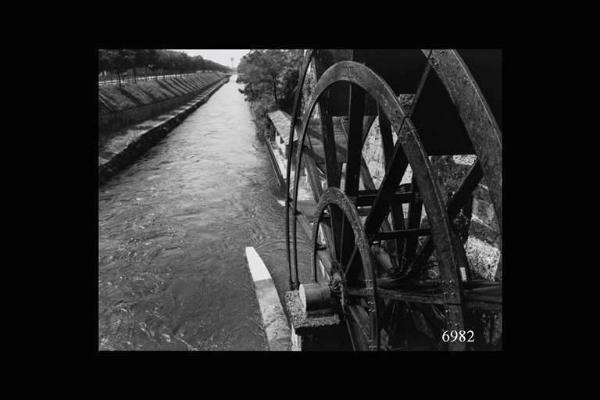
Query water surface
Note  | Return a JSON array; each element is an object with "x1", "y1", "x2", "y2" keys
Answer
[{"x1": 98, "y1": 77, "x2": 313, "y2": 350}]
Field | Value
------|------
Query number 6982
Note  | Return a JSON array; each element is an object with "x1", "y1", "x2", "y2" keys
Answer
[{"x1": 442, "y1": 330, "x2": 474, "y2": 343}]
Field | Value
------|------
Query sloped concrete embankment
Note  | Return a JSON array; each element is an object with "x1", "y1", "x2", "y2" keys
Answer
[
  {"x1": 98, "y1": 76, "x2": 229, "y2": 186},
  {"x1": 99, "y1": 72, "x2": 228, "y2": 134}
]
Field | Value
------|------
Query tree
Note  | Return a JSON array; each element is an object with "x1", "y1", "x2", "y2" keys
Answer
[
  {"x1": 134, "y1": 49, "x2": 157, "y2": 80},
  {"x1": 193, "y1": 55, "x2": 206, "y2": 71},
  {"x1": 237, "y1": 49, "x2": 303, "y2": 113},
  {"x1": 98, "y1": 49, "x2": 230, "y2": 85},
  {"x1": 114, "y1": 49, "x2": 136, "y2": 87},
  {"x1": 98, "y1": 49, "x2": 118, "y2": 78}
]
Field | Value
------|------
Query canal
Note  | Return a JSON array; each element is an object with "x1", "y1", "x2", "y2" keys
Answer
[{"x1": 98, "y1": 77, "x2": 313, "y2": 350}]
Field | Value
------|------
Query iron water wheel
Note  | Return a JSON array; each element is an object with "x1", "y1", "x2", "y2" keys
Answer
[{"x1": 285, "y1": 50, "x2": 502, "y2": 351}]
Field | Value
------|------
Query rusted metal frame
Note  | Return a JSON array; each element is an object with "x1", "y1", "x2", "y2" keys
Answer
[
  {"x1": 303, "y1": 61, "x2": 463, "y2": 332},
  {"x1": 463, "y1": 301, "x2": 502, "y2": 311},
  {"x1": 287, "y1": 49, "x2": 316, "y2": 290},
  {"x1": 347, "y1": 287, "x2": 445, "y2": 305},
  {"x1": 463, "y1": 292, "x2": 502, "y2": 304},
  {"x1": 425, "y1": 49, "x2": 502, "y2": 234},
  {"x1": 407, "y1": 160, "x2": 483, "y2": 275},
  {"x1": 372, "y1": 228, "x2": 431, "y2": 241},
  {"x1": 311, "y1": 187, "x2": 379, "y2": 350},
  {"x1": 356, "y1": 191, "x2": 415, "y2": 206},
  {"x1": 463, "y1": 279, "x2": 501, "y2": 289}
]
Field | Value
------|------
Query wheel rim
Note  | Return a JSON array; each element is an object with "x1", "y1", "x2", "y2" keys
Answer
[{"x1": 311, "y1": 187, "x2": 379, "y2": 351}]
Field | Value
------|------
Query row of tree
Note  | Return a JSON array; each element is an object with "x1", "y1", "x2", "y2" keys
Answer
[
  {"x1": 236, "y1": 50, "x2": 304, "y2": 129},
  {"x1": 99, "y1": 49, "x2": 231, "y2": 86}
]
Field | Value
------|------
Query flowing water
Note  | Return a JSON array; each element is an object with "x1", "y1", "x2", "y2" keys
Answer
[{"x1": 98, "y1": 77, "x2": 313, "y2": 350}]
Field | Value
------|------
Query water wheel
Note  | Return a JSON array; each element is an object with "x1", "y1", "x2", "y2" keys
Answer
[{"x1": 285, "y1": 49, "x2": 502, "y2": 351}]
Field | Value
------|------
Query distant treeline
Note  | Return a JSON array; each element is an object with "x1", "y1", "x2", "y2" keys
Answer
[{"x1": 99, "y1": 49, "x2": 231, "y2": 84}]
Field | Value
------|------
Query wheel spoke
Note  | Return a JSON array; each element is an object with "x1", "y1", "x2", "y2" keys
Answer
[
  {"x1": 408, "y1": 160, "x2": 483, "y2": 273},
  {"x1": 378, "y1": 106, "x2": 408, "y2": 267},
  {"x1": 403, "y1": 175, "x2": 423, "y2": 263},
  {"x1": 319, "y1": 94, "x2": 340, "y2": 188},
  {"x1": 345, "y1": 319, "x2": 358, "y2": 351},
  {"x1": 347, "y1": 304, "x2": 371, "y2": 344},
  {"x1": 339, "y1": 214, "x2": 345, "y2": 264},
  {"x1": 344, "y1": 83, "x2": 364, "y2": 198},
  {"x1": 325, "y1": 206, "x2": 338, "y2": 262},
  {"x1": 363, "y1": 51, "x2": 432, "y2": 237},
  {"x1": 363, "y1": 139, "x2": 409, "y2": 236},
  {"x1": 361, "y1": 115, "x2": 377, "y2": 146},
  {"x1": 409, "y1": 50, "x2": 433, "y2": 116},
  {"x1": 343, "y1": 245, "x2": 359, "y2": 276},
  {"x1": 378, "y1": 104, "x2": 395, "y2": 165}
]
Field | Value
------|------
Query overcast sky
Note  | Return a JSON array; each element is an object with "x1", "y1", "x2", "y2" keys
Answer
[{"x1": 174, "y1": 49, "x2": 250, "y2": 68}]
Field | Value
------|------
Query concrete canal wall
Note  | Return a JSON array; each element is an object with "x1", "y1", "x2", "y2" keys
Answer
[
  {"x1": 99, "y1": 71, "x2": 228, "y2": 134},
  {"x1": 99, "y1": 75, "x2": 230, "y2": 186}
]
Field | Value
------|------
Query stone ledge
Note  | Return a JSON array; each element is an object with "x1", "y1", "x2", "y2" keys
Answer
[{"x1": 284, "y1": 290, "x2": 340, "y2": 336}]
